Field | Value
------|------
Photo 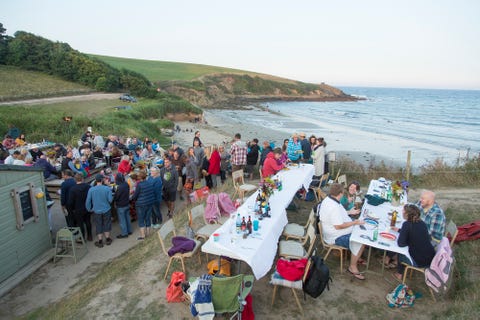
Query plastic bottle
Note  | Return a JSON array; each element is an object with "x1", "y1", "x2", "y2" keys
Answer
[
  {"x1": 278, "y1": 178, "x2": 283, "y2": 191},
  {"x1": 373, "y1": 225, "x2": 378, "y2": 241},
  {"x1": 236, "y1": 214, "x2": 242, "y2": 234}
]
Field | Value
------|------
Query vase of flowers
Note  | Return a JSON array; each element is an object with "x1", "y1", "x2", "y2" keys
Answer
[{"x1": 391, "y1": 180, "x2": 409, "y2": 206}]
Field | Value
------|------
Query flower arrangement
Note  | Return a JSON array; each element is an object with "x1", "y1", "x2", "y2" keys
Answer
[
  {"x1": 259, "y1": 177, "x2": 277, "y2": 198},
  {"x1": 392, "y1": 180, "x2": 409, "y2": 201}
]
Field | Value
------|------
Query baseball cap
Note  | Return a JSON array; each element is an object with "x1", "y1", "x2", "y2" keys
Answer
[{"x1": 95, "y1": 174, "x2": 104, "y2": 182}]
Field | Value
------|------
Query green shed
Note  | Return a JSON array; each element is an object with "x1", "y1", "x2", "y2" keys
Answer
[{"x1": 0, "y1": 165, "x2": 53, "y2": 296}]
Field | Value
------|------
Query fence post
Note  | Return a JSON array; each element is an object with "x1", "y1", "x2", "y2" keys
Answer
[{"x1": 406, "y1": 150, "x2": 411, "y2": 181}]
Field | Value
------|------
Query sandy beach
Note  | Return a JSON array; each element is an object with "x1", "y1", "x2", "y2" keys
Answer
[{"x1": 171, "y1": 108, "x2": 396, "y2": 168}]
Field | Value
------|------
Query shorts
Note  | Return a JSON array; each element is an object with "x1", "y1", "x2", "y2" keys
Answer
[
  {"x1": 163, "y1": 188, "x2": 177, "y2": 202},
  {"x1": 94, "y1": 211, "x2": 112, "y2": 234},
  {"x1": 136, "y1": 205, "x2": 152, "y2": 228},
  {"x1": 335, "y1": 233, "x2": 351, "y2": 249},
  {"x1": 245, "y1": 164, "x2": 255, "y2": 174}
]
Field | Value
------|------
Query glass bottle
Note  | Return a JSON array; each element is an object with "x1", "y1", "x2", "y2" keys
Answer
[{"x1": 247, "y1": 216, "x2": 252, "y2": 234}]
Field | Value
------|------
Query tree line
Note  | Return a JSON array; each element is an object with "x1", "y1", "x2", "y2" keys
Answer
[{"x1": 0, "y1": 23, "x2": 158, "y2": 97}]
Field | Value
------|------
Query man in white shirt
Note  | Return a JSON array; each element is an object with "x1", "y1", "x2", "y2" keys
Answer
[
  {"x1": 319, "y1": 183, "x2": 366, "y2": 280},
  {"x1": 4, "y1": 150, "x2": 20, "y2": 165}
]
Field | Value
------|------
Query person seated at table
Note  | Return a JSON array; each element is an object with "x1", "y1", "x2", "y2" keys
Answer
[
  {"x1": 4, "y1": 150, "x2": 20, "y2": 165},
  {"x1": 340, "y1": 181, "x2": 362, "y2": 216},
  {"x1": 140, "y1": 142, "x2": 156, "y2": 160},
  {"x1": 29, "y1": 146, "x2": 44, "y2": 163},
  {"x1": 54, "y1": 143, "x2": 67, "y2": 159},
  {"x1": 34, "y1": 154, "x2": 60, "y2": 181},
  {"x1": 416, "y1": 190, "x2": 446, "y2": 246},
  {"x1": 319, "y1": 183, "x2": 366, "y2": 280},
  {"x1": 262, "y1": 148, "x2": 285, "y2": 178},
  {"x1": 13, "y1": 154, "x2": 26, "y2": 165},
  {"x1": 15, "y1": 133, "x2": 27, "y2": 147},
  {"x1": 286, "y1": 133, "x2": 302, "y2": 163},
  {"x1": 2, "y1": 135, "x2": 16, "y2": 150},
  {"x1": 391, "y1": 204, "x2": 436, "y2": 281}
]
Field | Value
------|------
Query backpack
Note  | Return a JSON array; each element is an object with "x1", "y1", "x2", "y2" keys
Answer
[
  {"x1": 303, "y1": 255, "x2": 332, "y2": 298},
  {"x1": 166, "y1": 271, "x2": 186, "y2": 303},
  {"x1": 386, "y1": 284, "x2": 416, "y2": 308},
  {"x1": 218, "y1": 192, "x2": 236, "y2": 216},
  {"x1": 424, "y1": 237, "x2": 454, "y2": 293},
  {"x1": 204, "y1": 194, "x2": 221, "y2": 224},
  {"x1": 454, "y1": 220, "x2": 480, "y2": 243}
]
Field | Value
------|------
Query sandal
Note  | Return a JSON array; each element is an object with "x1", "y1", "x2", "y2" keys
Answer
[
  {"x1": 347, "y1": 268, "x2": 365, "y2": 280},
  {"x1": 357, "y1": 258, "x2": 367, "y2": 266},
  {"x1": 379, "y1": 259, "x2": 397, "y2": 269}
]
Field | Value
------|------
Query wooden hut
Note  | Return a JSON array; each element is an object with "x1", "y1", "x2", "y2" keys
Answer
[{"x1": 0, "y1": 165, "x2": 52, "y2": 296}]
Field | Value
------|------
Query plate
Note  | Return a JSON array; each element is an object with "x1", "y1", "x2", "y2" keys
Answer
[
  {"x1": 364, "y1": 218, "x2": 378, "y2": 226},
  {"x1": 380, "y1": 232, "x2": 396, "y2": 240},
  {"x1": 365, "y1": 213, "x2": 379, "y2": 220}
]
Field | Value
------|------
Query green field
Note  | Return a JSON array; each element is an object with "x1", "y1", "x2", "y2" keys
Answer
[
  {"x1": 91, "y1": 54, "x2": 266, "y2": 82},
  {"x1": 0, "y1": 65, "x2": 93, "y2": 101}
]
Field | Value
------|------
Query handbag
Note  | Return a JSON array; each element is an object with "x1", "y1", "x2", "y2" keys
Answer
[{"x1": 276, "y1": 258, "x2": 308, "y2": 281}]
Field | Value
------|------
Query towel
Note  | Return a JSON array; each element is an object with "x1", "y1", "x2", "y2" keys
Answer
[{"x1": 190, "y1": 274, "x2": 214, "y2": 320}]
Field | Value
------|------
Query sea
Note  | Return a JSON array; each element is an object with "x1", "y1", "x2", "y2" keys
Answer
[{"x1": 208, "y1": 87, "x2": 480, "y2": 168}]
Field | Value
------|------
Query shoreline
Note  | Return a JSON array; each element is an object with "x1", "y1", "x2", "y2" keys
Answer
[{"x1": 172, "y1": 108, "x2": 399, "y2": 169}]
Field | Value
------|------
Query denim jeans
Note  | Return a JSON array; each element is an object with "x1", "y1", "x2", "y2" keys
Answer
[
  {"x1": 335, "y1": 233, "x2": 351, "y2": 249},
  {"x1": 117, "y1": 205, "x2": 132, "y2": 236},
  {"x1": 152, "y1": 203, "x2": 163, "y2": 225},
  {"x1": 136, "y1": 205, "x2": 152, "y2": 228}
]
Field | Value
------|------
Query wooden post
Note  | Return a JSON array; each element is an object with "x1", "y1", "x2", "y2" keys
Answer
[{"x1": 406, "y1": 150, "x2": 411, "y2": 181}]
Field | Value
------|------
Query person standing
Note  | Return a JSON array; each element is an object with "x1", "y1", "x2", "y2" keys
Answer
[
  {"x1": 246, "y1": 139, "x2": 259, "y2": 180},
  {"x1": 86, "y1": 174, "x2": 113, "y2": 248},
  {"x1": 299, "y1": 133, "x2": 311, "y2": 163},
  {"x1": 67, "y1": 174, "x2": 92, "y2": 241},
  {"x1": 229, "y1": 133, "x2": 247, "y2": 172},
  {"x1": 149, "y1": 167, "x2": 163, "y2": 228},
  {"x1": 416, "y1": 190, "x2": 446, "y2": 245},
  {"x1": 259, "y1": 141, "x2": 272, "y2": 169},
  {"x1": 312, "y1": 137, "x2": 326, "y2": 178},
  {"x1": 287, "y1": 133, "x2": 302, "y2": 163},
  {"x1": 218, "y1": 145, "x2": 230, "y2": 184},
  {"x1": 114, "y1": 173, "x2": 132, "y2": 238},
  {"x1": 209, "y1": 144, "x2": 221, "y2": 188},
  {"x1": 160, "y1": 157, "x2": 179, "y2": 218},
  {"x1": 131, "y1": 171, "x2": 155, "y2": 240},
  {"x1": 60, "y1": 170, "x2": 76, "y2": 228}
]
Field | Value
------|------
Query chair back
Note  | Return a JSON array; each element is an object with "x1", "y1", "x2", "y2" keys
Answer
[
  {"x1": 317, "y1": 221, "x2": 328, "y2": 247},
  {"x1": 158, "y1": 220, "x2": 176, "y2": 255},
  {"x1": 212, "y1": 274, "x2": 244, "y2": 313},
  {"x1": 232, "y1": 169, "x2": 244, "y2": 187},
  {"x1": 319, "y1": 173, "x2": 329, "y2": 187},
  {"x1": 337, "y1": 174, "x2": 347, "y2": 186},
  {"x1": 445, "y1": 220, "x2": 458, "y2": 246},
  {"x1": 305, "y1": 224, "x2": 317, "y2": 256},
  {"x1": 307, "y1": 209, "x2": 316, "y2": 227},
  {"x1": 190, "y1": 204, "x2": 205, "y2": 222}
]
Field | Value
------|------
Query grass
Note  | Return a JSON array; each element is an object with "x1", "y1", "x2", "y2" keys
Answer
[
  {"x1": 0, "y1": 97, "x2": 200, "y2": 146},
  {"x1": 0, "y1": 65, "x2": 92, "y2": 101},
  {"x1": 90, "y1": 54, "x2": 262, "y2": 82}
]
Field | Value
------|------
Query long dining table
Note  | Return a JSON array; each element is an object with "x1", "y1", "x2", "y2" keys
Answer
[
  {"x1": 201, "y1": 163, "x2": 314, "y2": 279},
  {"x1": 350, "y1": 179, "x2": 412, "y2": 272}
]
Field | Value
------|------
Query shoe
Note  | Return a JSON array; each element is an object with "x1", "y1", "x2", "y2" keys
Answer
[
  {"x1": 137, "y1": 237, "x2": 145, "y2": 241},
  {"x1": 105, "y1": 238, "x2": 112, "y2": 245},
  {"x1": 347, "y1": 267, "x2": 365, "y2": 280},
  {"x1": 46, "y1": 200, "x2": 55, "y2": 208},
  {"x1": 94, "y1": 241, "x2": 104, "y2": 248},
  {"x1": 128, "y1": 232, "x2": 132, "y2": 235},
  {"x1": 167, "y1": 211, "x2": 172, "y2": 219},
  {"x1": 116, "y1": 234, "x2": 128, "y2": 239},
  {"x1": 87, "y1": 235, "x2": 93, "y2": 242}
]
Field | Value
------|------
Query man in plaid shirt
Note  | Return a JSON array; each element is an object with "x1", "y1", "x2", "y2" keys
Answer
[
  {"x1": 229, "y1": 133, "x2": 247, "y2": 172},
  {"x1": 416, "y1": 190, "x2": 446, "y2": 245}
]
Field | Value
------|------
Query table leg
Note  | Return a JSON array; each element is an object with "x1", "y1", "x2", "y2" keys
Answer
[{"x1": 366, "y1": 246, "x2": 372, "y2": 271}]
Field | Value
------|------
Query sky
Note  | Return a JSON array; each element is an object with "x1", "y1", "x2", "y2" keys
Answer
[{"x1": 2, "y1": 0, "x2": 480, "y2": 90}]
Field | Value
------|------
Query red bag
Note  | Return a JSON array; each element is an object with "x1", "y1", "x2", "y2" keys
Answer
[
  {"x1": 276, "y1": 258, "x2": 308, "y2": 281},
  {"x1": 454, "y1": 220, "x2": 480, "y2": 243},
  {"x1": 166, "y1": 271, "x2": 186, "y2": 303}
]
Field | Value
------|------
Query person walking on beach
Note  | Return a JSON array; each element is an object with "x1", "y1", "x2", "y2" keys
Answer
[
  {"x1": 86, "y1": 174, "x2": 113, "y2": 248},
  {"x1": 230, "y1": 133, "x2": 247, "y2": 172},
  {"x1": 67, "y1": 173, "x2": 93, "y2": 241}
]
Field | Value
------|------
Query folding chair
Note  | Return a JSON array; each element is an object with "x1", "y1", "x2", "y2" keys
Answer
[
  {"x1": 317, "y1": 221, "x2": 348, "y2": 273},
  {"x1": 232, "y1": 169, "x2": 257, "y2": 201}
]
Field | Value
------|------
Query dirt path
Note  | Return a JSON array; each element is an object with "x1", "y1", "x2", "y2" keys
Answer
[{"x1": 0, "y1": 93, "x2": 119, "y2": 106}]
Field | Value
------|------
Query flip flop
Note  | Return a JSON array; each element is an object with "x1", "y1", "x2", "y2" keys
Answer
[
  {"x1": 347, "y1": 268, "x2": 365, "y2": 280},
  {"x1": 357, "y1": 258, "x2": 367, "y2": 266},
  {"x1": 379, "y1": 259, "x2": 397, "y2": 269}
]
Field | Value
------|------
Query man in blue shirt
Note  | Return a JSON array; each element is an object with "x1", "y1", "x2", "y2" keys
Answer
[{"x1": 86, "y1": 174, "x2": 113, "y2": 248}]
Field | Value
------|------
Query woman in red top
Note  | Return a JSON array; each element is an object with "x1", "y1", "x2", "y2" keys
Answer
[
  {"x1": 262, "y1": 148, "x2": 285, "y2": 177},
  {"x1": 208, "y1": 144, "x2": 221, "y2": 189}
]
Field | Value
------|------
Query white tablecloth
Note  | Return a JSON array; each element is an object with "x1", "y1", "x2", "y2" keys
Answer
[
  {"x1": 351, "y1": 180, "x2": 412, "y2": 263},
  {"x1": 201, "y1": 164, "x2": 314, "y2": 279}
]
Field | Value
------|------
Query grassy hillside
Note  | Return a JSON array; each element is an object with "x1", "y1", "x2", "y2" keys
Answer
[
  {"x1": 0, "y1": 65, "x2": 93, "y2": 101},
  {"x1": 91, "y1": 54, "x2": 281, "y2": 83}
]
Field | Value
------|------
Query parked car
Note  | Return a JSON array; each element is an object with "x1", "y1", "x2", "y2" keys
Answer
[{"x1": 119, "y1": 94, "x2": 137, "y2": 102}]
